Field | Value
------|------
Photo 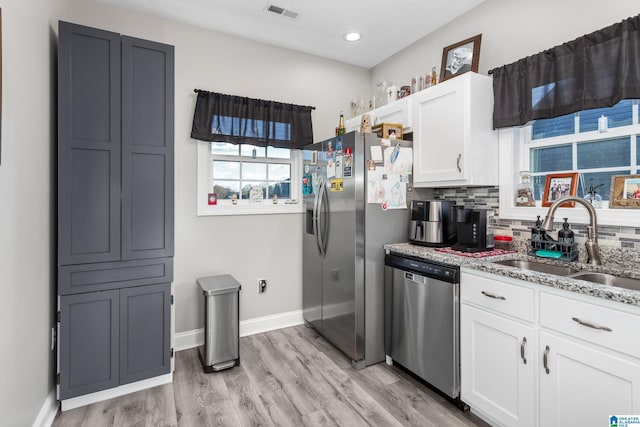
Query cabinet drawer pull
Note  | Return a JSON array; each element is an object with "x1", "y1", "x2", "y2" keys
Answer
[
  {"x1": 481, "y1": 290, "x2": 506, "y2": 300},
  {"x1": 456, "y1": 153, "x2": 462, "y2": 173},
  {"x1": 543, "y1": 345, "x2": 550, "y2": 374},
  {"x1": 520, "y1": 337, "x2": 527, "y2": 365},
  {"x1": 571, "y1": 317, "x2": 613, "y2": 332}
]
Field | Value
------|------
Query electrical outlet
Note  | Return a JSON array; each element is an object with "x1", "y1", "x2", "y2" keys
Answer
[{"x1": 258, "y1": 279, "x2": 267, "y2": 293}]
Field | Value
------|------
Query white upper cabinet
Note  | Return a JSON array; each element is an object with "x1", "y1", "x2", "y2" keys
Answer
[
  {"x1": 345, "y1": 114, "x2": 363, "y2": 133},
  {"x1": 345, "y1": 97, "x2": 412, "y2": 134},
  {"x1": 412, "y1": 72, "x2": 498, "y2": 187},
  {"x1": 372, "y1": 97, "x2": 412, "y2": 131}
]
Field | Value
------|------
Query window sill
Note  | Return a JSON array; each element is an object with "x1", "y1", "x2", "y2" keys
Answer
[
  {"x1": 197, "y1": 202, "x2": 304, "y2": 217},
  {"x1": 498, "y1": 128, "x2": 639, "y2": 227}
]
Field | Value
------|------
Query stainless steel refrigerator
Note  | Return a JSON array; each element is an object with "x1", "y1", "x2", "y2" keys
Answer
[{"x1": 303, "y1": 131, "x2": 412, "y2": 368}]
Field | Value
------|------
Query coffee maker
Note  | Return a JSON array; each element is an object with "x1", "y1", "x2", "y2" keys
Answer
[
  {"x1": 451, "y1": 208, "x2": 495, "y2": 252},
  {"x1": 409, "y1": 200, "x2": 456, "y2": 247}
]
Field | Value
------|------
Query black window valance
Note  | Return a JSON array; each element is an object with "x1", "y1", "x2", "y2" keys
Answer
[
  {"x1": 191, "y1": 90, "x2": 314, "y2": 149},
  {"x1": 491, "y1": 14, "x2": 640, "y2": 129}
]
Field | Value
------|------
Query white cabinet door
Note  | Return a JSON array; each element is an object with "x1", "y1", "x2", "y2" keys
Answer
[
  {"x1": 461, "y1": 304, "x2": 536, "y2": 427},
  {"x1": 345, "y1": 115, "x2": 363, "y2": 133},
  {"x1": 412, "y1": 72, "x2": 497, "y2": 187},
  {"x1": 372, "y1": 97, "x2": 411, "y2": 130},
  {"x1": 539, "y1": 331, "x2": 640, "y2": 427},
  {"x1": 412, "y1": 80, "x2": 465, "y2": 183}
]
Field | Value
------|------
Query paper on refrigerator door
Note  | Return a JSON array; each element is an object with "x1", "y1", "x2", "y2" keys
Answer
[
  {"x1": 367, "y1": 167, "x2": 407, "y2": 209},
  {"x1": 384, "y1": 146, "x2": 413, "y2": 174},
  {"x1": 370, "y1": 145, "x2": 383, "y2": 163}
]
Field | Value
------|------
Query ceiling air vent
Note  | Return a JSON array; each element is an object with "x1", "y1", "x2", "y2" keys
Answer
[{"x1": 264, "y1": 3, "x2": 300, "y2": 20}]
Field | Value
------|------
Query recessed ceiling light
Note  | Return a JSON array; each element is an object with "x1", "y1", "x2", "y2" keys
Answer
[{"x1": 344, "y1": 32, "x2": 361, "y2": 42}]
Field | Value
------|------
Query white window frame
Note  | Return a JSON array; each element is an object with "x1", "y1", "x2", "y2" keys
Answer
[
  {"x1": 499, "y1": 104, "x2": 640, "y2": 227},
  {"x1": 196, "y1": 141, "x2": 303, "y2": 216}
]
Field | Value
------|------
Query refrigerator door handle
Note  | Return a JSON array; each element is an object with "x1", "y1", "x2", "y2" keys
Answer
[
  {"x1": 312, "y1": 177, "x2": 323, "y2": 256},
  {"x1": 317, "y1": 177, "x2": 328, "y2": 258}
]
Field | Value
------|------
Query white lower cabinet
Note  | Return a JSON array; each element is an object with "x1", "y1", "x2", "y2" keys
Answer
[
  {"x1": 461, "y1": 305, "x2": 535, "y2": 427},
  {"x1": 461, "y1": 272, "x2": 535, "y2": 427},
  {"x1": 461, "y1": 270, "x2": 640, "y2": 427},
  {"x1": 539, "y1": 331, "x2": 640, "y2": 427}
]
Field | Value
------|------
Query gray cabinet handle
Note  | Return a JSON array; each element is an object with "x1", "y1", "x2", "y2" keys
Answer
[
  {"x1": 543, "y1": 345, "x2": 550, "y2": 374},
  {"x1": 520, "y1": 337, "x2": 527, "y2": 365},
  {"x1": 572, "y1": 317, "x2": 613, "y2": 332},
  {"x1": 481, "y1": 290, "x2": 506, "y2": 300},
  {"x1": 456, "y1": 153, "x2": 462, "y2": 172}
]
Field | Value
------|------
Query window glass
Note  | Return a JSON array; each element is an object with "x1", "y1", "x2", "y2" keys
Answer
[
  {"x1": 242, "y1": 182, "x2": 266, "y2": 199},
  {"x1": 211, "y1": 142, "x2": 239, "y2": 156},
  {"x1": 578, "y1": 171, "x2": 629, "y2": 201},
  {"x1": 579, "y1": 100, "x2": 633, "y2": 132},
  {"x1": 240, "y1": 144, "x2": 266, "y2": 158},
  {"x1": 269, "y1": 181, "x2": 290, "y2": 198},
  {"x1": 242, "y1": 163, "x2": 267, "y2": 180},
  {"x1": 212, "y1": 180, "x2": 240, "y2": 199},
  {"x1": 532, "y1": 175, "x2": 547, "y2": 201},
  {"x1": 213, "y1": 161, "x2": 240, "y2": 179},
  {"x1": 531, "y1": 113, "x2": 574, "y2": 140},
  {"x1": 531, "y1": 145, "x2": 572, "y2": 172},
  {"x1": 577, "y1": 137, "x2": 630, "y2": 169},
  {"x1": 267, "y1": 146, "x2": 291, "y2": 159},
  {"x1": 268, "y1": 164, "x2": 290, "y2": 181}
]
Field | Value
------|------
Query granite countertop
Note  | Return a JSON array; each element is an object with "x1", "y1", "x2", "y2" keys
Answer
[{"x1": 384, "y1": 242, "x2": 640, "y2": 307}]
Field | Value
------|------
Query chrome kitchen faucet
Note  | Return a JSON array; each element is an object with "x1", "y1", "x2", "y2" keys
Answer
[{"x1": 541, "y1": 197, "x2": 602, "y2": 265}]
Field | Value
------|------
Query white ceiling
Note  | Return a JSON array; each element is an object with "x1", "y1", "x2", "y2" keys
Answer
[{"x1": 97, "y1": 0, "x2": 485, "y2": 68}]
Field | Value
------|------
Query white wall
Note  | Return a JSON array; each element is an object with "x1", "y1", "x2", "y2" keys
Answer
[
  {"x1": 372, "y1": 0, "x2": 640, "y2": 94},
  {"x1": 62, "y1": 0, "x2": 371, "y2": 333},
  {"x1": 0, "y1": 0, "x2": 69, "y2": 425}
]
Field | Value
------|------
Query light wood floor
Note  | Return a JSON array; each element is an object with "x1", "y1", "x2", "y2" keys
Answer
[{"x1": 53, "y1": 325, "x2": 489, "y2": 427}]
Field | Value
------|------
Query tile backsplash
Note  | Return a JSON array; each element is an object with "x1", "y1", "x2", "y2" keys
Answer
[{"x1": 432, "y1": 186, "x2": 640, "y2": 265}]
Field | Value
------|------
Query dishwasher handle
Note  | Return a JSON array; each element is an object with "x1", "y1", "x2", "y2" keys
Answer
[{"x1": 404, "y1": 271, "x2": 427, "y2": 284}]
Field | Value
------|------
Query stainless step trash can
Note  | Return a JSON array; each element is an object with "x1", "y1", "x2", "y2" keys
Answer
[{"x1": 197, "y1": 275, "x2": 241, "y2": 372}]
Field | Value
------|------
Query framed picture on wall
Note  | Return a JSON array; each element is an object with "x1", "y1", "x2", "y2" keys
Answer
[
  {"x1": 541, "y1": 173, "x2": 579, "y2": 207},
  {"x1": 440, "y1": 34, "x2": 482, "y2": 83}
]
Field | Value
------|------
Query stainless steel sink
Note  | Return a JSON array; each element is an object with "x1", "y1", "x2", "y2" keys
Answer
[
  {"x1": 493, "y1": 259, "x2": 579, "y2": 276},
  {"x1": 568, "y1": 272, "x2": 640, "y2": 292}
]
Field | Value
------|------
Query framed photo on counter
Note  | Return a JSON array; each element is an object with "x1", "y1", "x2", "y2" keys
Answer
[{"x1": 542, "y1": 172, "x2": 578, "y2": 207}]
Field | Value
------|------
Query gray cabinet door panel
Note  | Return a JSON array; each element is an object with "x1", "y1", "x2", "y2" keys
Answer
[
  {"x1": 121, "y1": 37, "x2": 174, "y2": 260},
  {"x1": 120, "y1": 283, "x2": 171, "y2": 384},
  {"x1": 58, "y1": 257, "x2": 173, "y2": 295},
  {"x1": 58, "y1": 22, "x2": 121, "y2": 265},
  {"x1": 59, "y1": 291, "x2": 119, "y2": 399}
]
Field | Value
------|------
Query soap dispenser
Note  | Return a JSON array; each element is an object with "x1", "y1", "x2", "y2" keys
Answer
[
  {"x1": 531, "y1": 215, "x2": 543, "y2": 250},
  {"x1": 557, "y1": 218, "x2": 575, "y2": 255}
]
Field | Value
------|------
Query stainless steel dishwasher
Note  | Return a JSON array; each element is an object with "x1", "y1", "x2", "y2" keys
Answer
[{"x1": 384, "y1": 252, "x2": 461, "y2": 400}]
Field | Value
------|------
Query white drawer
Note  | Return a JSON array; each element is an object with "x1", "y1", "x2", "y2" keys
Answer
[
  {"x1": 461, "y1": 273, "x2": 535, "y2": 323},
  {"x1": 540, "y1": 292, "x2": 640, "y2": 359}
]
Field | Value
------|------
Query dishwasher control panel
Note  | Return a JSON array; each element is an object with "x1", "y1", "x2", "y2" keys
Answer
[{"x1": 385, "y1": 253, "x2": 458, "y2": 283}]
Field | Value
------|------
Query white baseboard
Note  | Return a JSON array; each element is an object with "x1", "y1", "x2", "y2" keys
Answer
[
  {"x1": 61, "y1": 373, "x2": 173, "y2": 412},
  {"x1": 174, "y1": 309, "x2": 304, "y2": 351},
  {"x1": 33, "y1": 391, "x2": 59, "y2": 427}
]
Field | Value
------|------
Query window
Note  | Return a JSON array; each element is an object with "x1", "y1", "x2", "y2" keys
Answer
[
  {"x1": 499, "y1": 100, "x2": 640, "y2": 227},
  {"x1": 197, "y1": 142, "x2": 302, "y2": 216}
]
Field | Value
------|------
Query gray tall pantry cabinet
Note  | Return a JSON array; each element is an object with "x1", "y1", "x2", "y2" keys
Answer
[{"x1": 57, "y1": 22, "x2": 175, "y2": 402}]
